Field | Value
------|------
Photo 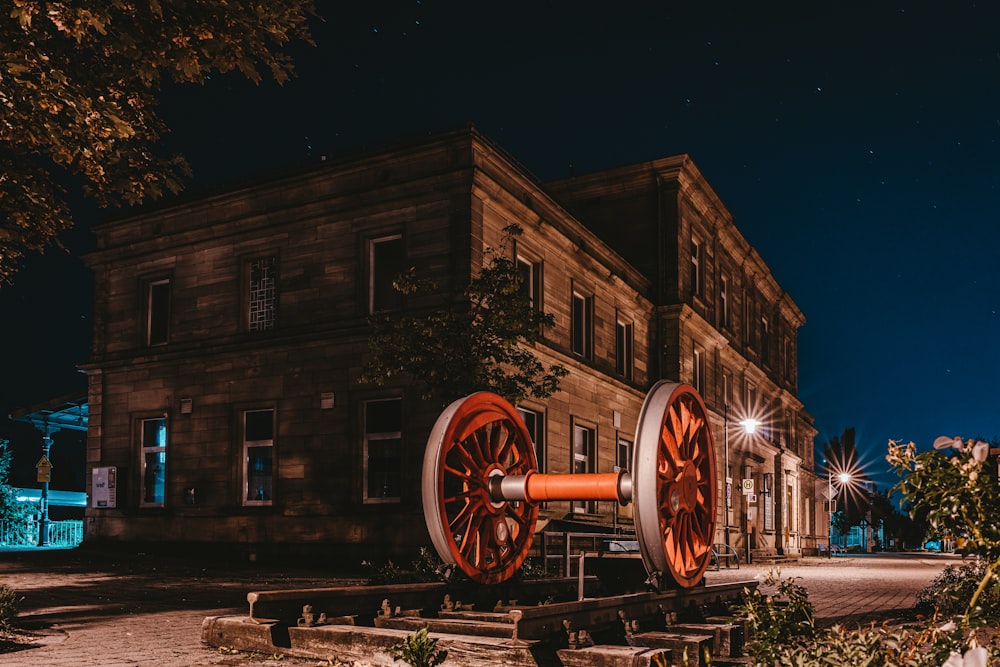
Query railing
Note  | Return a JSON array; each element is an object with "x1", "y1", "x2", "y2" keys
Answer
[
  {"x1": 0, "y1": 518, "x2": 83, "y2": 548},
  {"x1": 537, "y1": 530, "x2": 638, "y2": 577}
]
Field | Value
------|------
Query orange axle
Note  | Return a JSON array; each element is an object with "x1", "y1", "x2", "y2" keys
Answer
[{"x1": 490, "y1": 469, "x2": 633, "y2": 506}]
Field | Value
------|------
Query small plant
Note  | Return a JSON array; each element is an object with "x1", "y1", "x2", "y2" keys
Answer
[
  {"x1": 916, "y1": 559, "x2": 1000, "y2": 622},
  {"x1": 388, "y1": 626, "x2": 445, "y2": 667},
  {"x1": 0, "y1": 583, "x2": 20, "y2": 635},
  {"x1": 363, "y1": 547, "x2": 444, "y2": 585},
  {"x1": 733, "y1": 569, "x2": 815, "y2": 666}
]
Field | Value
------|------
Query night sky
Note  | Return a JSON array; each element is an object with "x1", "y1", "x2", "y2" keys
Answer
[{"x1": 2, "y1": 1, "x2": 998, "y2": 491}]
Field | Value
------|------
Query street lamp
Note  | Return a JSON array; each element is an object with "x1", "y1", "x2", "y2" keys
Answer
[
  {"x1": 827, "y1": 471, "x2": 852, "y2": 557},
  {"x1": 723, "y1": 404, "x2": 731, "y2": 548},
  {"x1": 738, "y1": 417, "x2": 760, "y2": 565}
]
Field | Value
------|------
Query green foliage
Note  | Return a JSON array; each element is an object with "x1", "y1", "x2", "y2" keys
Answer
[
  {"x1": 916, "y1": 560, "x2": 1000, "y2": 623},
  {"x1": 888, "y1": 437, "x2": 1000, "y2": 657},
  {"x1": 362, "y1": 547, "x2": 444, "y2": 585},
  {"x1": 387, "y1": 626, "x2": 446, "y2": 667},
  {"x1": 361, "y1": 224, "x2": 568, "y2": 405},
  {"x1": 0, "y1": 582, "x2": 20, "y2": 635},
  {"x1": 773, "y1": 623, "x2": 956, "y2": 667},
  {"x1": 888, "y1": 439, "x2": 1000, "y2": 564},
  {"x1": 734, "y1": 570, "x2": 815, "y2": 666},
  {"x1": 0, "y1": 1, "x2": 316, "y2": 284},
  {"x1": 0, "y1": 440, "x2": 33, "y2": 526}
]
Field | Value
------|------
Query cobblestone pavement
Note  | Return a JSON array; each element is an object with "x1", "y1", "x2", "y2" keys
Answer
[
  {"x1": 0, "y1": 547, "x2": 360, "y2": 667},
  {"x1": 0, "y1": 548, "x2": 959, "y2": 666},
  {"x1": 705, "y1": 553, "x2": 959, "y2": 627}
]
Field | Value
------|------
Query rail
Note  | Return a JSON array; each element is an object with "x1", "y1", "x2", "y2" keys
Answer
[
  {"x1": 537, "y1": 530, "x2": 639, "y2": 577},
  {"x1": 0, "y1": 519, "x2": 83, "y2": 547},
  {"x1": 709, "y1": 543, "x2": 740, "y2": 570}
]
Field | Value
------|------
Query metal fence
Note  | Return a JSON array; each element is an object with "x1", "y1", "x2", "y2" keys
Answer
[{"x1": 0, "y1": 518, "x2": 83, "y2": 547}]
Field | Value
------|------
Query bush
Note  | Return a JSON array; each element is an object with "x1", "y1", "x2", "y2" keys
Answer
[
  {"x1": 0, "y1": 583, "x2": 20, "y2": 635},
  {"x1": 733, "y1": 570, "x2": 815, "y2": 666},
  {"x1": 363, "y1": 547, "x2": 445, "y2": 585},
  {"x1": 916, "y1": 559, "x2": 1000, "y2": 622}
]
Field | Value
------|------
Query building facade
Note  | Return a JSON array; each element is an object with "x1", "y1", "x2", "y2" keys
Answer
[{"x1": 83, "y1": 126, "x2": 821, "y2": 562}]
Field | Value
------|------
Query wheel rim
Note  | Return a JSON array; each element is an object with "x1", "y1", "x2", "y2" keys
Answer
[
  {"x1": 422, "y1": 392, "x2": 539, "y2": 584},
  {"x1": 633, "y1": 381, "x2": 717, "y2": 588}
]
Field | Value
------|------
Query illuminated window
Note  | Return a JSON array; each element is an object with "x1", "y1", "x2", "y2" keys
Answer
[
  {"x1": 140, "y1": 417, "x2": 167, "y2": 507},
  {"x1": 146, "y1": 279, "x2": 170, "y2": 346},
  {"x1": 364, "y1": 398, "x2": 402, "y2": 502},
  {"x1": 243, "y1": 409, "x2": 274, "y2": 505},
  {"x1": 248, "y1": 256, "x2": 277, "y2": 331},
  {"x1": 369, "y1": 235, "x2": 405, "y2": 313}
]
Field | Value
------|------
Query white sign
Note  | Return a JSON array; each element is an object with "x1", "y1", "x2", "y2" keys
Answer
[
  {"x1": 741, "y1": 478, "x2": 754, "y2": 494},
  {"x1": 92, "y1": 466, "x2": 117, "y2": 509}
]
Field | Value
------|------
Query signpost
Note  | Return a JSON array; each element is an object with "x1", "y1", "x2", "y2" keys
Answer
[
  {"x1": 742, "y1": 478, "x2": 754, "y2": 564},
  {"x1": 36, "y1": 447, "x2": 52, "y2": 546}
]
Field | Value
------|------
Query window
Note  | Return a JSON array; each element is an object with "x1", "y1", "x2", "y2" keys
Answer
[
  {"x1": 692, "y1": 344, "x2": 705, "y2": 396},
  {"x1": 516, "y1": 256, "x2": 541, "y2": 312},
  {"x1": 571, "y1": 290, "x2": 593, "y2": 358},
  {"x1": 615, "y1": 317, "x2": 633, "y2": 380},
  {"x1": 369, "y1": 234, "x2": 405, "y2": 313},
  {"x1": 364, "y1": 398, "x2": 402, "y2": 502},
  {"x1": 690, "y1": 239, "x2": 702, "y2": 298},
  {"x1": 760, "y1": 315, "x2": 770, "y2": 366},
  {"x1": 719, "y1": 275, "x2": 729, "y2": 329},
  {"x1": 745, "y1": 381, "x2": 758, "y2": 415},
  {"x1": 248, "y1": 256, "x2": 277, "y2": 331},
  {"x1": 783, "y1": 337, "x2": 792, "y2": 379},
  {"x1": 140, "y1": 417, "x2": 167, "y2": 507},
  {"x1": 722, "y1": 368, "x2": 733, "y2": 409},
  {"x1": 616, "y1": 437, "x2": 633, "y2": 473},
  {"x1": 571, "y1": 422, "x2": 595, "y2": 513},
  {"x1": 243, "y1": 409, "x2": 274, "y2": 505},
  {"x1": 146, "y1": 278, "x2": 170, "y2": 346},
  {"x1": 517, "y1": 407, "x2": 545, "y2": 473},
  {"x1": 743, "y1": 288, "x2": 752, "y2": 346}
]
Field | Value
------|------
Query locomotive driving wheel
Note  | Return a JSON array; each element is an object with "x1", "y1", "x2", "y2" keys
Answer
[
  {"x1": 633, "y1": 381, "x2": 718, "y2": 589},
  {"x1": 422, "y1": 392, "x2": 539, "y2": 584}
]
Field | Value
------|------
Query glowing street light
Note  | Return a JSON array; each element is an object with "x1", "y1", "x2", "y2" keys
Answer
[{"x1": 827, "y1": 470, "x2": 852, "y2": 557}]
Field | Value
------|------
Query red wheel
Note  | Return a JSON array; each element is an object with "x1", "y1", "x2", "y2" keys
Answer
[
  {"x1": 422, "y1": 392, "x2": 539, "y2": 584},
  {"x1": 633, "y1": 381, "x2": 717, "y2": 588}
]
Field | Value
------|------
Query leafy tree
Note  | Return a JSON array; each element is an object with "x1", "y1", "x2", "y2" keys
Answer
[
  {"x1": 0, "y1": 440, "x2": 34, "y2": 531},
  {"x1": 0, "y1": 1, "x2": 316, "y2": 284},
  {"x1": 361, "y1": 224, "x2": 568, "y2": 406},
  {"x1": 820, "y1": 427, "x2": 871, "y2": 543}
]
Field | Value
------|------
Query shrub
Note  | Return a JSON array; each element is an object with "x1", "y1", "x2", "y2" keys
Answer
[
  {"x1": 734, "y1": 570, "x2": 815, "y2": 666},
  {"x1": 0, "y1": 583, "x2": 20, "y2": 635},
  {"x1": 917, "y1": 559, "x2": 1000, "y2": 622},
  {"x1": 388, "y1": 626, "x2": 445, "y2": 667}
]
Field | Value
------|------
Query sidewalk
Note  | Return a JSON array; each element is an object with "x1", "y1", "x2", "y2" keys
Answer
[
  {"x1": 0, "y1": 546, "x2": 360, "y2": 666},
  {"x1": 0, "y1": 547, "x2": 957, "y2": 665},
  {"x1": 704, "y1": 553, "x2": 958, "y2": 627}
]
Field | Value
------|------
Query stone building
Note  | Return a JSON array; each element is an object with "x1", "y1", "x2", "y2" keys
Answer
[{"x1": 83, "y1": 126, "x2": 820, "y2": 562}]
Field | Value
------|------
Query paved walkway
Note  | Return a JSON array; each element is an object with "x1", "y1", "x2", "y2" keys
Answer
[
  {"x1": 705, "y1": 553, "x2": 958, "y2": 628},
  {"x1": 0, "y1": 548, "x2": 958, "y2": 666}
]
